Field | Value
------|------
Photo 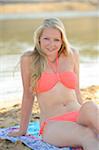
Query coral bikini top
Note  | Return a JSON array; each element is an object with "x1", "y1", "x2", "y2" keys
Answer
[{"x1": 34, "y1": 55, "x2": 77, "y2": 93}]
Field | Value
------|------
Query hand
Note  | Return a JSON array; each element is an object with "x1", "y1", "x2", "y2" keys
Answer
[{"x1": 8, "y1": 129, "x2": 26, "y2": 137}]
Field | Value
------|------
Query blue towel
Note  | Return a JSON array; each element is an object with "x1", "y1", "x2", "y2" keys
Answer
[{"x1": 0, "y1": 121, "x2": 82, "y2": 150}]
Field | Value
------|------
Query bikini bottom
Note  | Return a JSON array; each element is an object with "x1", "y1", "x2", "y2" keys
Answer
[{"x1": 39, "y1": 111, "x2": 79, "y2": 135}]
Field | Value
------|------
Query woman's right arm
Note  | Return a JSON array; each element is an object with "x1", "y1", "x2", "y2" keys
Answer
[{"x1": 8, "y1": 54, "x2": 35, "y2": 136}]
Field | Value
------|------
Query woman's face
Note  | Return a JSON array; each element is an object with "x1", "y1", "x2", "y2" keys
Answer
[{"x1": 39, "y1": 27, "x2": 62, "y2": 57}]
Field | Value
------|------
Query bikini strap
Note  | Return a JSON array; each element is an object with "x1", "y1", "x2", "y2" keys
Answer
[{"x1": 48, "y1": 52, "x2": 59, "y2": 73}]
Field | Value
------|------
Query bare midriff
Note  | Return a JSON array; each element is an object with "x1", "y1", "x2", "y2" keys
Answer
[{"x1": 36, "y1": 83, "x2": 81, "y2": 125}]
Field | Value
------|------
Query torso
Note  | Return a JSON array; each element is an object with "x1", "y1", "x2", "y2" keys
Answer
[{"x1": 35, "y1": 53, "x2": 81, "y2": 124}]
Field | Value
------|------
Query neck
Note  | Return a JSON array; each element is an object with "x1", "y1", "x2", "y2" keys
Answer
[
  {"x1": 47, "y1": 53, "x2": 58, "y2": 63},
  {"x1": 47, "y1": 53, "x2": 59, "y2": 73},
  {"x1": 48, "y1": 58, "x2": 56, "y2": 63}
]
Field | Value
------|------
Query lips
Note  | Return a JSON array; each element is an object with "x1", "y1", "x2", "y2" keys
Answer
[{"x1": 46, "y1": 48, "x2": 56, "y2": 52}]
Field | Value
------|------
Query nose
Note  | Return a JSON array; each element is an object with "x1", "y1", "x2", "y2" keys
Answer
[{"x1": 48, "y1": 39, "x2": 54, "y2": 46}]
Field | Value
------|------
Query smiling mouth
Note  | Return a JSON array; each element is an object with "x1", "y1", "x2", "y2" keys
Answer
[{"x1": 47, "y1": 48, "x2": 56, "y2": 52}]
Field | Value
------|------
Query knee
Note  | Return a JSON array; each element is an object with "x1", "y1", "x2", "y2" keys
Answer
[
  {"x1": 83, "y1": 101, "x2": 96, "y2": 107},
  {"x1": 80, "y1": 101, "x2": 97, "y2": 112}
]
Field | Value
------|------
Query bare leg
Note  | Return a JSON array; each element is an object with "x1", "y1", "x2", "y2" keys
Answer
[
  {"x1": 42, "y1": 121, "x2": 99, "y2": 150},
  {"x1": 77, "y1": 101, "x2": 99, "y2": 134}
]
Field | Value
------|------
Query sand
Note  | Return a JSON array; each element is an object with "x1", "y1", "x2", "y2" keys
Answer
[
  {"x1": 0, "y1": 1, "x2": 99, "y2": 149},
  {"x1": 0, "y1": 85, "x2": 99, "y2": 149}
]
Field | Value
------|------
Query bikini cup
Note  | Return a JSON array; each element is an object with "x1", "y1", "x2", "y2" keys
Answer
[{"x1": 34, "y1": 53, "x2": 77, "y2": 93}]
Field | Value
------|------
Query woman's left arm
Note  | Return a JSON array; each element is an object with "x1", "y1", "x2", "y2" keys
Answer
[{"x1": 73, "y1": 49, "x2": 83, "y2": 105}]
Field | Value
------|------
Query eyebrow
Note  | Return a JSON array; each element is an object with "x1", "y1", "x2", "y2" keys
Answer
[{"x1": 41, "y1": 35, "x2": 61, "y2": 39}]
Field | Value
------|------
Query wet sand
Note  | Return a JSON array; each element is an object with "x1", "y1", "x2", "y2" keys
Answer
[{"x1": 0, "y1": 85, "x2": 99, "y2": 150}]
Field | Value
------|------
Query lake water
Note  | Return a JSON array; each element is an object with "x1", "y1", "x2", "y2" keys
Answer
[{"x1": 0, "y1": 11, "x2": 99, "y2": 101}]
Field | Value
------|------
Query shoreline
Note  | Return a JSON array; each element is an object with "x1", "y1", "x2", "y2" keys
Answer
[{"x1": 1, "y1": 11, "x2": 98, "y2": 20}]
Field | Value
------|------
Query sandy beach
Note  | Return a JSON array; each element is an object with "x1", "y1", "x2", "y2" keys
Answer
[
  {"x1": 0, "y1": 1, "x2": 99, "y2": 149},
  {"x1": 0, "y1": 85, "x2": 99, "y2": 150}
]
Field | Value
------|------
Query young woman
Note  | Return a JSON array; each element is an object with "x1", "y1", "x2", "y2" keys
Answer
[{"x1": 9, "y1": 18, "x2": 99, "y2": 150}]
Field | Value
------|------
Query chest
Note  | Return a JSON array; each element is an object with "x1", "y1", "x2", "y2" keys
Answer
[{"x1": 45, "y1": 55, "x2": 74, "y2": 73}]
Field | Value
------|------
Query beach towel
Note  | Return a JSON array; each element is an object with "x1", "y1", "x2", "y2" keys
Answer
[{"x1": 0, "y1": 121, "x2": 82, "y2": 150}]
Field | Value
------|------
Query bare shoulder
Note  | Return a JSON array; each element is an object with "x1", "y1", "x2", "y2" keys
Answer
[
  {"x1": 21, "y1": 51, "x2": 33, "y2": 60},
  {"x1": 20, "y1": 51, "x2": 34, "y2": 77},
  {"x1": 20, "y1": 51, "x2": 34, "y2": 94},
  {"x1": 70, "y1": 47, "x2": 79, "y2": 63},
  {"x1": 71, "y1": 47, "x2": 79, "y2": 58},
  {"x1": 20, "y1": 51, "x2": 33, "y2": 66}
]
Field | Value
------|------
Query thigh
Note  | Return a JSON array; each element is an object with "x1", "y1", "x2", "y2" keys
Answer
[
  {"x1": 42, "y1": 120, "x2": 94, "y2": 147},
  {"x1": 77, "y1": 101, "x2": 99, "y2": 130}
]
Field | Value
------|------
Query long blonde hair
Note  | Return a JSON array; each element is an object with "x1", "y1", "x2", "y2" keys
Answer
[{"x1": 31, "y1": 17, "x2": 71, "y2": 90}]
